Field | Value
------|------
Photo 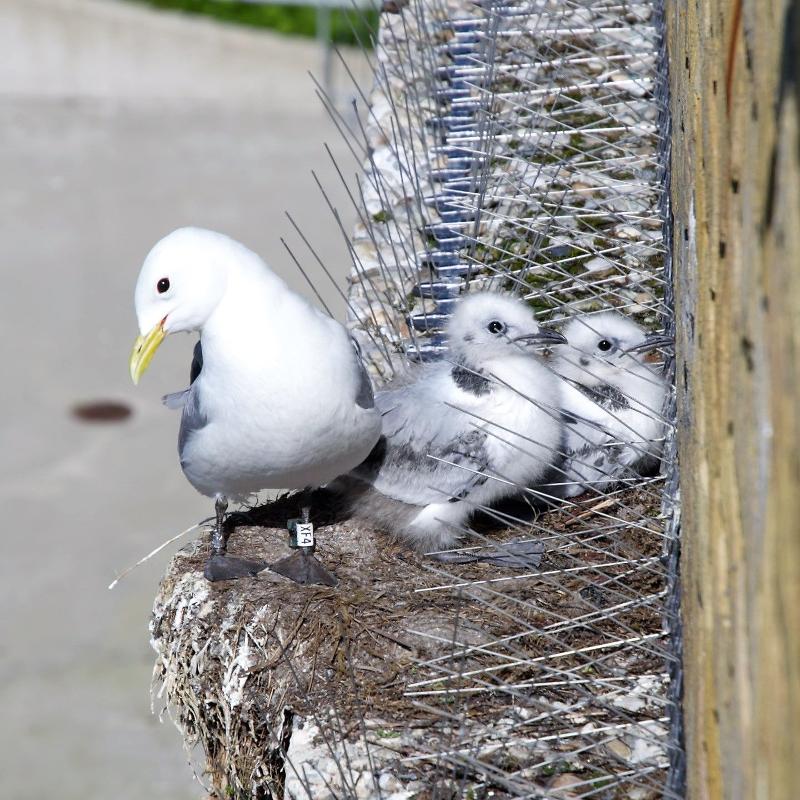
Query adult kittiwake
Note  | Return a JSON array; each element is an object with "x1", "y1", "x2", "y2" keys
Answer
[
  {"x1": 129, "y1": 228, "x2": 382, "y2": 582},
  {"x1": 550, "y1": 311, "x2": 671, "y2": 498},
  {"x1": 331, "y1": 293, "x2": 566, "y2": 560}
]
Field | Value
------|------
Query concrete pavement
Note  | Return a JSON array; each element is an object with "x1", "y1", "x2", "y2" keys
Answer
[{"x1": 0, "y1": 2, "x2": 369, "y2": 797}]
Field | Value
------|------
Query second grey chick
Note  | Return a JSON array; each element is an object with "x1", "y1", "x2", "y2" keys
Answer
[
  {"x1": 549, "y1": 311, "x2": 670, "y2": 498},
  {"x1": 331, "y1": 293, "x2": 566, "y2": 554}
]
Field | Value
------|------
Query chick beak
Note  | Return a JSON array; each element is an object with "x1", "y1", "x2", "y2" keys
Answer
[
  {"x1": 512, "y1": 327, "x2": 568, "y2": 347},
  {"x1": 129, "y1": 317, "x2": 167, "y2": 384},
  {"x1": 623, "y1": 334, "x2": 674, "y2": 355}
]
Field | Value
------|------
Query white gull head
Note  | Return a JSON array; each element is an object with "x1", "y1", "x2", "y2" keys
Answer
[
  {"x1": 446, "y1": 292, "x2": 566, "y2": 368},
  {"x1": 553, "y1": 311, "x2": 659, "y2": 388},
  {"x1": 134, "y1": 227, "x2": 264, "y2": 338}
]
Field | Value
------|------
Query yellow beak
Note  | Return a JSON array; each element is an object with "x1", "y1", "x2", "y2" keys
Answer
[{"x1": 129, "y1": 318, "x2": 167, "y2": 384}]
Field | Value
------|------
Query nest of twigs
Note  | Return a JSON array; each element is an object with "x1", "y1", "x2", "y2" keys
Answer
[{"x1": 151, "y1": 486, "x2": 671, "y2": 800}]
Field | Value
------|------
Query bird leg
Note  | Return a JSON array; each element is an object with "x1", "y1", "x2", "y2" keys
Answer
[
  {"x1": 297, "y1": 506, "x2": 317, "y2": 554},
  {"x1": 210, "y1": 495, "x2": 228, "y2": 556},
  {"x1": 270, "y1": 504, "x2": 338, "y2": 587},
  {"x1": 204, "y1": 494, "x2": 267, "y2": 582}
]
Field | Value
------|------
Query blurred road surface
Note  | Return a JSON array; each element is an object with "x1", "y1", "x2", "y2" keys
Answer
[{"x1": 0, "y1": 1, "x2": 369, "y2": 797}]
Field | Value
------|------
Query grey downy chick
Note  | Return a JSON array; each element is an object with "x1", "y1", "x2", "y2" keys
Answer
[
  {"x1": 549, "y1": 311, "x2": 670, "y2": 499},
  {"x1": 331, "y1": 293, "x2": 566, "y2": 560}
]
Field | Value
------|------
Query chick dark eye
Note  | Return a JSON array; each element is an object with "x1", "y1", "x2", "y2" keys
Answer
[
  {"x1": 487, "y1": 320, "x2": 506, "y2": 335},
  {"x1": 598, "y1": 339, "x2": 612, "y2": 352},
  {"x1": 157, "y1": 278, "x2": 170, "y2": 294}
]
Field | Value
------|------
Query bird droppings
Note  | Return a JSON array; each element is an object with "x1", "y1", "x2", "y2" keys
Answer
[
  {"x1": 70, "y1": 400, "x2": 132, "y2": 423},
  {"x1": 151, "y1": 487, "x2": 669, "y2": 799}
]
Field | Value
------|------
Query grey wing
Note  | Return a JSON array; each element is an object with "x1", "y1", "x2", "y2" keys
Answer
[
  {"x1": 162, "y1": 389, "x2": 190, "y2": 409},
  {"x1": 162, "y1": 340, "x2": 204, "y2": 410},
  {"x1": 560, "y1": 383, "x2": 614, "y2": 457},
  {"x1": 163, "y1": 339, "x2": 209, "y2": 463},
  {"x1": 369, "y1": 370, "x2": 492, "y2": 505},
  {"x1": 177, "y1": 382, "x2": 209, "y2": 462},
  {"x1": 559, "y1": 408, "x2": 623, "y2": 493},
  {"x1": 350, "y1": 337, "x2": 374, "y2": 410}
]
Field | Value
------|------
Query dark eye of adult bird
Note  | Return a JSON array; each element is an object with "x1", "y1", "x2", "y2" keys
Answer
[
  {"x1": 487, "y1": 320, "x2": 506, "y2": 334},
  {"x1": 598, "y1": 339, "x2": 612, "y2": 352},
  {"x1": 157, "y1": 277, "x2": 170, "y2": 294}
]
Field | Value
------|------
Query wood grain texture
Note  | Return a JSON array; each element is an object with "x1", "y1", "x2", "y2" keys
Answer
[{"x1": 668, "y1": 0, "x2": 800, "y2": 797}]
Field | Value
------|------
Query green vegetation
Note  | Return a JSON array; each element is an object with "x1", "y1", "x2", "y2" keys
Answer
[
  {"x1": 537, "y1": 760, "x2": 575, "y2": 778},
  {"x1": 130, "y1": 0, "x2": 379, "y2": 46}
]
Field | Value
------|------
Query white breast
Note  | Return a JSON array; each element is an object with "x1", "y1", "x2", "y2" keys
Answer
[{"x1": 179, "y1": 283, "x2": 381, "y2": 499}]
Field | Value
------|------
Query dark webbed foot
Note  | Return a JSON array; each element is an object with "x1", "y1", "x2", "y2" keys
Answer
[
  {"x1": 204, "y1": 554, "x2": 268, "y2": 582},
  {"x1": 271, "y1": 550, "x2": 338, "y2": 587},
  {"x1": 269, "y1": 505, "x2": 338, "y2": 586},
  {"x1": 430, "y1": 540, "x2": 544, "y2": 569},
  {"x1": 203, "y1": 495, "x2": 267, "y2": 582}
]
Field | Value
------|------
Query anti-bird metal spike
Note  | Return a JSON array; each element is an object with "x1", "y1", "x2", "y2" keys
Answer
[{"x1": 272, "y1": 0, "x2": 679, "y2": 790}]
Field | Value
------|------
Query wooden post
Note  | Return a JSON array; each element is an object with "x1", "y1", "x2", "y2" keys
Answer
[{"x1": 668, "y1": 0, "x2": 800, "y2": 797}]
